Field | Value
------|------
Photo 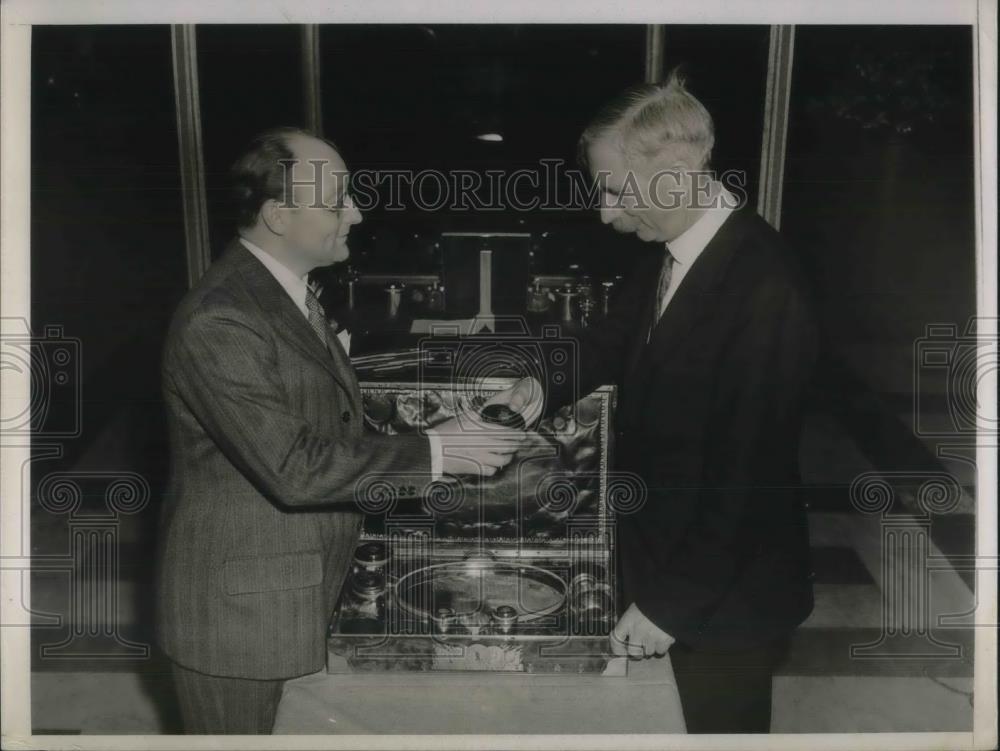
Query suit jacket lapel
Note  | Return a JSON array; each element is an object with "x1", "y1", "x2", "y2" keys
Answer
[
  {"x1": 642, "y1": 271, "x2": 705, "y2": 365},
  {"x1": 642, "y1": 209, "x2": 749, "y2": 366},
  {"x1": 622, "y1": 253, "x2": 661, "y2": 383},
  {"x1": 227, "y1": 239, "x2": 356, "y2": 397},
  {"x1": 322, "y1": 321, "x2": 362, "y2": 403},
  {"x1": 618, "y1": 211, "x2": 748, "y2": 426}
]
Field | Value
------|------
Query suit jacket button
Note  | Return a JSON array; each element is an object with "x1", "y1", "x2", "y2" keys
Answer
[{"x1": 341, "y1": 411, "x2": 351, "y2": 423}]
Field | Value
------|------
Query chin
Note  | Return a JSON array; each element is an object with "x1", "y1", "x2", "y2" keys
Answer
[
  {"x1": 331, "y1": 243, "x2": 350, "y2": 264},
  {"x1": 320, "y1": 236, "x2": 349, "y2": 264},
  {"x1": 635, "y1": 225, "x2": 660, "y2": 242}
]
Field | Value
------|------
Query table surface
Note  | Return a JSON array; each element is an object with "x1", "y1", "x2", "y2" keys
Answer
[{"x1": 273, "y1": 656, "x2": 686, "y2": 734}]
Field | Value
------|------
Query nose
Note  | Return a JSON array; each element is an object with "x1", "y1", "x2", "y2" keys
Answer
[
  {"x1": 599, "y1": 192, "x2": 621, "y2": 225},
  {"x1": 344, "y1": 195, "x2": 362, "y2": 226}
]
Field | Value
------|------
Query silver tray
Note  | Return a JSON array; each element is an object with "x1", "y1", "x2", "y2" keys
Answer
[{"x1": 395, "y1": 557, "x2": 567, "y2": 629}]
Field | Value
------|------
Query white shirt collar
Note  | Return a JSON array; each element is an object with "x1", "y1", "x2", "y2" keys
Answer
[
  {"x1": 239, "y1": 237, "x2": 311, "y2": 319},
  {"x1": 665, "y1": 185, "x2": 737, "y2": 267}
]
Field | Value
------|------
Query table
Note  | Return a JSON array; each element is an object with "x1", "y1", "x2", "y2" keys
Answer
[{"x1": 273, "y1": 656, "x2": 686, "y2": 734}]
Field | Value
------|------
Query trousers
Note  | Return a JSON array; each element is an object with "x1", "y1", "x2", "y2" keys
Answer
[
  {"x1": 171, "y1": 661, "x2": 285, "y2": 734},
  {"x1": 669, "y1": 637, "x2": 790, "y2": 733}
]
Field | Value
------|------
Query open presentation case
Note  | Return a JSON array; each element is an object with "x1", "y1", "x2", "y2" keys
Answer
[{"x1": 327, "y1": 379, "x2": 633, "y2": 675}]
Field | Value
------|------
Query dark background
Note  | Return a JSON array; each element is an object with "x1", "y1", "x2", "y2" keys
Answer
[
  {"x1": 30, "y1": 23, "x2": 974, "y2": 477},
  {"x1": 27, "y1": 24, "x2": 976, "y2": 724}
]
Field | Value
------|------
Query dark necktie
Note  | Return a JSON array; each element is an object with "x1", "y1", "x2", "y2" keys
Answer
[
  {"x1": 651, "y1": 246, "x2": 676, "y2": 332},
  {"x1": 305, "y1": 286, "x2": 331, "y2": 351}
]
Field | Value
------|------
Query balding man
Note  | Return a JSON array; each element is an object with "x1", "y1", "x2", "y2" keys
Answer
[
  {"x1": 156, "y1": 127, "x2": 527, "y2": 733},
  {"x1": 523, "y1": 70, "x2": 818, "y2": 732}
]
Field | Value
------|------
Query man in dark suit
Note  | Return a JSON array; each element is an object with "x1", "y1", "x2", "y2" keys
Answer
[
  {"x1": 516, "y1": 71, "x2": 818, "y2": 732},
  {"x1": 156, "y1": 127, "x2": 526, "y2": 733}
]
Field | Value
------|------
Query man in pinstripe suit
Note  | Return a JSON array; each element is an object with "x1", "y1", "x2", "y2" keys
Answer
[{"x1": 156, "y1": 127, "x2": 526, "y2": 734}]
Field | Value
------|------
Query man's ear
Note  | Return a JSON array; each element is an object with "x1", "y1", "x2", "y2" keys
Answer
[
  {"x1": 669, "y1": 155, "x2": 691, "y2": 174},
  {"x1": 666, "y1": 158, "x2": 696, "y2": 201},
  {"x1": 259, "y1": 199, "x2": 285, "y2": 236}
]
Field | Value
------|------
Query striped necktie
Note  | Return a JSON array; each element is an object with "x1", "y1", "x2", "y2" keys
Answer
[
  {"x1": 651, "y1": 246, "x2": 676, "y2": 332},
  {"x1": 305, "y1": 286, "x2": 330, "y2": 351}
]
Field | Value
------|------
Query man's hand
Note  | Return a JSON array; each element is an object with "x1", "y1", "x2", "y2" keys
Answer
[
  {"x1": 433, "y1": 412, "x2": 529, "y2": 478},
  {"x1": 484, "y1": 376, "x2": 544, "y2": 428},
  {"x1": 611, "y1": 602, "x2": 676, "y2": 659}
]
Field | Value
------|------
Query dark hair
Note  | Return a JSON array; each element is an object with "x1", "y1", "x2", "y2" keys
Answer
[{"x1": 230, "y1": 126, "x2": 340, "y2": 229}]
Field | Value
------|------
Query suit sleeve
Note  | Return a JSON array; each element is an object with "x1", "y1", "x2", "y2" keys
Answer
[
  {"x1": 630, "y1": 280, "x2": 819, "y2": 639},
  {"x1": 166, "y1": 300, "x2": 434, "y2": 509},
  {"x1": 544, "y1": 256, "x2": 655, "y2": 410}
]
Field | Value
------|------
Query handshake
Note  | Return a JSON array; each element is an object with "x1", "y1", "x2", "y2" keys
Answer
[{"x1": 433, "y1": 376, "x2": 544, "y2": 479}]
